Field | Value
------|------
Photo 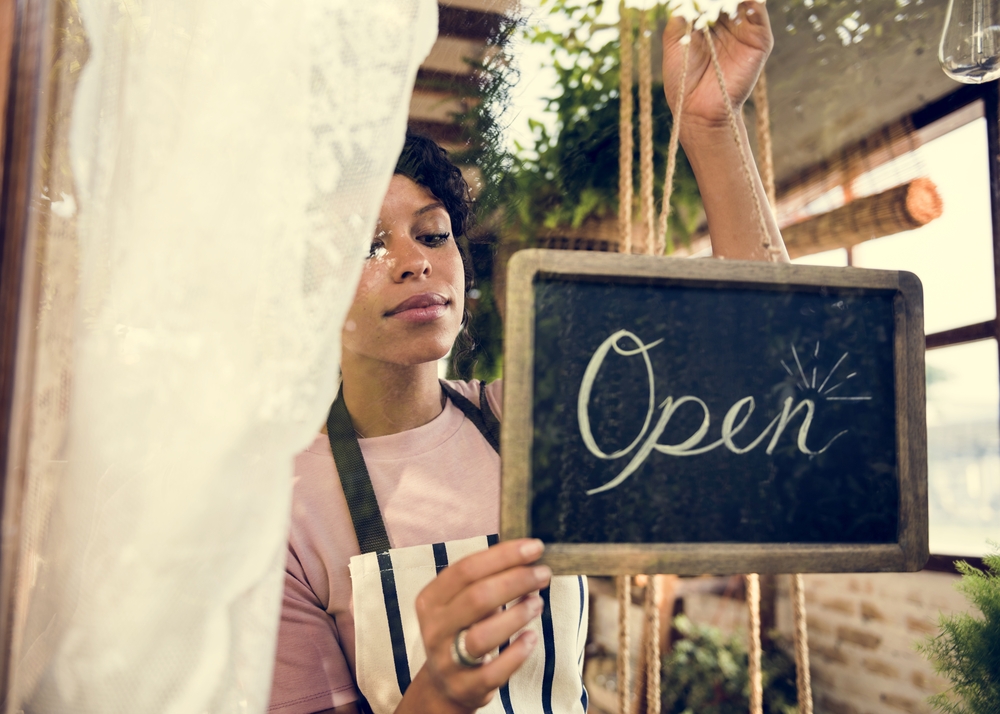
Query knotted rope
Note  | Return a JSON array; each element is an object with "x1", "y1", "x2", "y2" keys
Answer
[
  {"x1": 791, "y1": 574, "x2": 814, "y2": 714},
  {"x1": 638, "y1": 9, "x2": 656, "y2": 255},
  {"x1": 746, "y1": 573, "x2": 763, "y2": 714},
  {"x1": 752, "y1": 67, "x2": 815, "y2": 714},
  {"x1": 700, "y1": 24, "x2": 781, "y2": 262},
  {"x1": 658, "y1": 24, "x2": 692, "y2": 255},
  {"x1": 617, "y1": 575, "x2": 632, "y2": 714},
  {"x1": 615, "y1": 11, "x2": 805, "y2": 714},
  {"x1": 752, "y1": 70, "x2": 777, "y2": 208},
  {"x1": 645, "y1": 576, "x2": 662, "y2": 714},
  {"x1": 619, "y1": 1, "x2": 635, "y2": 254}
]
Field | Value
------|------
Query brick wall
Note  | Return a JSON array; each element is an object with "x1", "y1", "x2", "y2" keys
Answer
[
  {"x1": 775, "y1": 571, "x2": 973, "y2": 714},
  {"x1": 586, "y1": 570, "x2": 974, "y2": 714}
]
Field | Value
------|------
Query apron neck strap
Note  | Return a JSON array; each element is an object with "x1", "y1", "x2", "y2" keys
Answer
[
  {"x1": 327, "y1": 380, "x2": 501, "y2": 554},
  {"x1": 438, "y1": 379, "x2": 501, "y2": 454},
  {"x1": 327, "y1": 388, "x2": 392, "y2": 554}
]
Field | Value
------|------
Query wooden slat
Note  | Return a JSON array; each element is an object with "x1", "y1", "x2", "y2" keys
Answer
[
  {"x1": 409, "y1": 88, "x2": 466, "y2": 124},
  {"x1": 438, "y1": 4, "x2": 506, "y2": 41},
  {"x1": 923, "y1": 553, "x2": 986, "y2": 574},
  {"x1": 414, "y1": 67, "x2": 480, "y2": 94},
  {"x1": 535, "y1": 543, "x2": 913, "y2": 576},
  {"x1": 407, "y1": 119, "x2": 465, "y2": 147},
  {"x1": 925, "y1": 320, "x2": 996, "y2": 349},
  {"x1": 421, "y1": 35, "x2": 484, "y2": 76},
  {"x1": 439, "y1": 0, "x2": 518, "y2": 15}
]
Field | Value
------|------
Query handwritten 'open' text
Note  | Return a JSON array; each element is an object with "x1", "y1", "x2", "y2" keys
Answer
[{"x1": 579, "y1": 330, "x2": 848, "y2": 495}]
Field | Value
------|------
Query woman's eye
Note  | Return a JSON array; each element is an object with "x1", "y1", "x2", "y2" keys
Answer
[
  {"x1": 420, "y1": 232, "x2": 451, "y2": 246},
  {"x1": 367, "y1": 241, "x2": 386, "y2": 259}
]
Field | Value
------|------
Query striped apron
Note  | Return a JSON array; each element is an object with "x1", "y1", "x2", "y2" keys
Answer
[{"x1": 327, "y1": 381, "x2": 589, "y2": 714}]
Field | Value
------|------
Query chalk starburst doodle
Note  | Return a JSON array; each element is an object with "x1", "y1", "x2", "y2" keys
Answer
[{"x1": 780, "y1": 341, "x2": 871, "y2": 403}]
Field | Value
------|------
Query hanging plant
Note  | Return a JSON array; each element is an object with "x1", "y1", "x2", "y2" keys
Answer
[{"x1": 504, "y1": 0, "x2": 705, "y2": 250}]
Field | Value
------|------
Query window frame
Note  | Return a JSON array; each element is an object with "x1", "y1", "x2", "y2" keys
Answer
[{"x1": 912, "y1": 81, "x2": 1000, "y2": 566}]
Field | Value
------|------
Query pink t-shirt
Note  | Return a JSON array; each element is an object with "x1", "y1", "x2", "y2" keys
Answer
[{"x1": 268, "y1": 380, "x2": 503, "y2": 713}]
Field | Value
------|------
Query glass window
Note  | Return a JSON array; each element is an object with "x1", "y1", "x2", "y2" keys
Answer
[
  {"x1": 925, "y1": 340, "x2": 1000, "y2": 556},
  {"x1": 852, "y1": 116, "x2": 995, "y2": 335}
]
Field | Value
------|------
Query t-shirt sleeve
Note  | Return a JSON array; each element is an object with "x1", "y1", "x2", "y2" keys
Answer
[
  {"x1": 268, "y1": 548, "x2": 358, "y2": 713},
  {"x1": 485, "y1": 379, "x2": 503, "y2": 421}
]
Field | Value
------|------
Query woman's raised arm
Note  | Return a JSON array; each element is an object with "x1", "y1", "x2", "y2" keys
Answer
[{"x1": 661, "y1": 1, "x2": 789, "y2": 262}]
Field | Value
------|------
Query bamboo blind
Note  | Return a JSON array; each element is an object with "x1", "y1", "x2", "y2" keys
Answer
[{"x1": 782, "y1": 177, "x2": 943, "y2": 258}]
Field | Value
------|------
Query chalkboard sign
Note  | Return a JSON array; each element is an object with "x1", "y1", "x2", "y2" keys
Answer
[{"x1": 500, "y1": 250, "x2": 928, "y2": 575}]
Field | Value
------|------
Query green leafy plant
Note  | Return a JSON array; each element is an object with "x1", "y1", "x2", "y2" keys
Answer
[
  {"x1": 445, "y1": 0, "x2": 707, "y2": 380},
  {"x1": 660, "y1": 615, "x2": 798, "y2": 714},
  {"x1": 918, "y1": 545, "x2": 1000, "y2": 714},
  {"x1": 439, "y1": 13, "x2": 521, "y2": 381},
  {"x1": 509, "y1": 0, "x2": 702, "y2": 250}
]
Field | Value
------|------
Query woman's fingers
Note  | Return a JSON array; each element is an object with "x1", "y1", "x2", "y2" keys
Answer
[
  {"x1": 428, "y1": 538, "x2": 544, "y2": 604},
  {"x1": 411, "y1": 541, "x2": 550, "y2": 709},
  {"x1": 449, "y1": 562, "x2": 550, "y2": 622},
  {"x1": 461, "y1": 594, "x2": 545, "y2": 659},
  {"x1": 471, "y1": 630, "x2": 539, "y2": 690},
  {"x1": 442, "y1": 630, "x2": 540, "y2": 709},
  {"x1": 741, "y1": 0, "x2": 771, "y2": 29}
]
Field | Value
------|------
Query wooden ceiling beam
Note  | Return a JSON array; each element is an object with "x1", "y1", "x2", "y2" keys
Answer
[{"x1": 438, "y1": 4, "x2": 508, "y2": 42}]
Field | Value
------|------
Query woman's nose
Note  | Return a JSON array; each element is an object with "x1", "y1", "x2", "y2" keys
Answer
[{"x1": 392, "y1": 238, "x2": 432, "y2": 282}]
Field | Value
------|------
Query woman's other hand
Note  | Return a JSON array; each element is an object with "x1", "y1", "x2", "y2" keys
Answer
[
  {"x1": 662, "y1": 1, "x2": 773, "y2": 136},
  {"x1": 398, "y1": 539, "x2": 550, "y2": 713},
  {"x1": 658, "y1": 0, "x2": 787, "y2": 262}
]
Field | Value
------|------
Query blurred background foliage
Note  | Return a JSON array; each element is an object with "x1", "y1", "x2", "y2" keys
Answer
[
  {"x1": 660, "y1": 615, "x2": 799, "y2": 714},
  {"x1": 447, "y1": 0, "x2": 705, "y2": 380},
  {"x1": 917, "y1": 547, "x2": 1000, "y2": 714}
]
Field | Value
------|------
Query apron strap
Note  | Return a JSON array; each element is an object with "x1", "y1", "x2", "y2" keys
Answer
[
  {"x1": 438, "y1": 379, "x2": 501, "y2": 454},
  {"x1": 327, "y1": 381, "x2": 501, "y2": 554},
  {"x1": 327, "y1": 388, "x2": 392, "y2": 554}
]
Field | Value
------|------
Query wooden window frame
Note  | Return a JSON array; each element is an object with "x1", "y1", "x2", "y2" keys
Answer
[{"x1": 912, "y1": 81, "x2": 1000, "y2": 570}]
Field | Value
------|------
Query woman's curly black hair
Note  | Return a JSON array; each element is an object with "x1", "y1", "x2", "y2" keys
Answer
[
  {"x1": 393, "y1": 130, "x2": 478, "y2": 361},
  {"x1": 394, "y1": 130, "x2": 474, "y2": 240}
]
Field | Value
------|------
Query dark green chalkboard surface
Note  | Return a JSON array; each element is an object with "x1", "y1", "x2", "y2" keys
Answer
[{"x1": 500, "y1": 250, "x2": 928, "y2": 575}]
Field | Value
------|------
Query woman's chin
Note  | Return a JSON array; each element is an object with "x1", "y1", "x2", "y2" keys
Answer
[{"x1": 383, "y1": 340, "x2": 455, "y2": 368}]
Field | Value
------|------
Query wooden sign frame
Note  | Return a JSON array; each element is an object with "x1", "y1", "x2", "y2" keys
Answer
[{"x1": 500, "y1": 249, "x2": 928, "y2": 575}]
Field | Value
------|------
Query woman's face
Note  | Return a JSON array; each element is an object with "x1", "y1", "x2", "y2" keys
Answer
[{"x1": 342, "y1": 174, "x2": 466, "y2": 367}]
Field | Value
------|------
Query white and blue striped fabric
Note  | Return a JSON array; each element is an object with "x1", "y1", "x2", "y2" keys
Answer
[{"x1": 350, "y1": 534, "x2": 589, "y2": 714}]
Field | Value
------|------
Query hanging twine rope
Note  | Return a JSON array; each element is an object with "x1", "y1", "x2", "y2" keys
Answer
[
  {"x1": 617, "y1": 575, "x2": 632, "y2": 714},
  {"x1": 700, "y1": 24, "x2": 782, "y2": 262},
  {"x1": 645, "y1": 576, "x2": 662, "y2": 714},
  {"x1": 619, "y1": 1, "x2": 635, "y2": 254},
  {"x1": 791, "y1": 574, "x2": 814, "y2": 714},
  {"x1": 658, "y1": 24, "x2": 692, "y2": 255},
  {"x1": 617, "y1": 13, "x2": 795, "y2": 714},
  {"x1": 746, "y1": 573, "x2": 763, "y2": 714},
  {"x1": 638, "y1": 9, "x2": 656, "y2": 255},
  {"x1": 751, "y1": 66, "x2": 815, "y2": 714},
  {"x1": 752, "y1": 70, "x2": 777, "y2": 208}
]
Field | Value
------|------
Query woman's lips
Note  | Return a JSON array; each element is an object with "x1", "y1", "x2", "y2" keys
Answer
[{"x1": 386, "y1": 292, "x2": 449, "y2": 323}]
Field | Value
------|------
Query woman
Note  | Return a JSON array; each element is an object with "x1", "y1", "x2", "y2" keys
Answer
[{"x1": 269, "y1": 5, "x2": 787, "y2": 713}]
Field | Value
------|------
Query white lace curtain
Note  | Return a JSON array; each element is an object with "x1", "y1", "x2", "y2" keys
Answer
[{"x1": 7, "y1": 1, "x2": 438, "y2": 711}]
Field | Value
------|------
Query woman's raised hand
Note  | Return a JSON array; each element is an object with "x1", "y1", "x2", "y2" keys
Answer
[
  {"x1": 401, "y1": 539, "x2": 551, "y2": 713},
  {"x1": 661, "y1": 1, "x2": 773, "y2": 134}
]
